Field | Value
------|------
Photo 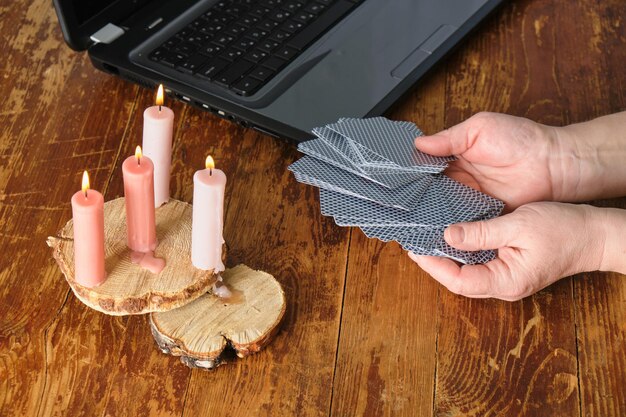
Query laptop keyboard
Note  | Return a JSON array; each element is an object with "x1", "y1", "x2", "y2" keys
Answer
[{"x1": 148, "y1": 0, "x2": 363, "y2": 96}]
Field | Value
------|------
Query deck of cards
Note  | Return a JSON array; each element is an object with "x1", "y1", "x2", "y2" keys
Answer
[{"x1": 288, "y1": 117, "x2": 505, "y2": 265}]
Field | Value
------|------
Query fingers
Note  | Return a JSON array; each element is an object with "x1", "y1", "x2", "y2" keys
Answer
[
  {"x1": 408, "y1": 253, "x2": 524, "y2": 301},
  {"x1": 408, "y1": 254, "x2": 494, "y2": 298},
  {"x1": 444, "y1": 214, "x2": 517, "y2": 251},
  {"x1": 414, "y1": 115, "x2": 482, "y2": 156}
]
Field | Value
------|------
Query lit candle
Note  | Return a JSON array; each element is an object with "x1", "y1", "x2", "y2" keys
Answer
[
  {"x1": 122, "y1": 146, "x2": 157, "y2": 253},
  {"x1": 192, "y1": 155, "x2": 226, "y2": 272},
  {"x1": 71, "y1": 171, "x2": 106, "y2": 287},
  {"x1": 142, "y1": 84, "x2": 174, "y2": 208}
]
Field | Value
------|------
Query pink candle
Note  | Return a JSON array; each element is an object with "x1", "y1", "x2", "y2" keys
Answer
[
  {"x1": 192, "y1": 156, "x2": 226, "y2": 272},
  {"x1": 71, "y1": 171, "x2": 106, "y2": 287},
  {"x1": 142, "y1": 84, "x2": 174, "y2": 208},
  {"x1": 122, "y1": 146, "x2": 157, "y2": 252}
]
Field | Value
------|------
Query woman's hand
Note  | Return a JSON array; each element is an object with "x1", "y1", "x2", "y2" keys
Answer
[
  {"x1": 415, "y1": 112, "x2": 570, "y2": 210},
  {"x1": 408, "y1": 202, "x2": 608, "y2": 301}
]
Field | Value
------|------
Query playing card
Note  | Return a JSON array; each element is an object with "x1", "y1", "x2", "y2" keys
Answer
[
  {"x1": 325, "y1": 175, "x2": 500, "y2": 227},
  {"x1": 288, "y1": 156, "x2": 433, "y2": 210},
  {"x1": 313, "y1": 126, "x2": 403, "y2": 173},
  {"x1": 297, "y1": 137, "x2": 428, "y2": 189},
  {"x1": 328, "y1": 117, "x2": 454, "y2": 172}
]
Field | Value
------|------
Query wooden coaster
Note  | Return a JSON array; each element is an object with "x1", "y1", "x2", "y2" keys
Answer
[
  {"x1": 150, "y1": 264, "x2": 286, "y2": 370},
  {"x1": 47, "y1": 197, "x2": 220, "y2": 316}
]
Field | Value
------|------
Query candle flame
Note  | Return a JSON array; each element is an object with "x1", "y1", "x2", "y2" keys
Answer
[
  {"x1": 205, "y1": 155, "x2": 215, "y2": 170},
  {"x1": 156, "y1": 84, "x2": 164, "y2": 107},
  {"x1": 135, "y1": 145, "x2": 142, "y2": 164},
  {"x1": 82, "y1": 170, "x2": 90, "y2": 195}
]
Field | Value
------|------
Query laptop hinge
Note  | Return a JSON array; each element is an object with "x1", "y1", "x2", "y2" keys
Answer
[{"x1": 90, "y1": 23, "x2": 125, "y2": 45}]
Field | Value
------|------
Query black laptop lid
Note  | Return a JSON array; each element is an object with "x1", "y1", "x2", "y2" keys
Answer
[{"x1": 53, "y1": 0, "x2": 151, "y2": 50}]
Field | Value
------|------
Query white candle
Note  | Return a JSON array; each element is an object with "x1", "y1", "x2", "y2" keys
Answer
[
  {"x1": 191, "y1": 155, "x2": 226, "y2": 272},
  {"x1": 143, "y1": 84, "x2": 174, "y2": 208}
]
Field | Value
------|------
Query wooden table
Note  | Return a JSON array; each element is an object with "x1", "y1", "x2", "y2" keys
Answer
[{"x1": 1, "y1": 0, "x2": 624, "y2": 415}]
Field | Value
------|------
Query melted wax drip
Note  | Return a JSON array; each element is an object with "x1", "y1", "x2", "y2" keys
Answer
[{"x1": 130, "y1": 251, "x2": 165, "y2": 274}]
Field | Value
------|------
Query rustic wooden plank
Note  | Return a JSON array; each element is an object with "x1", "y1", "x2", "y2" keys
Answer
[
  {"x1": 435, "y1": 0, "x2": 581, "y2": 415},
  {"x1": 0, "y1": 2, "x2": 140, "y2": 415},
  {"x1": 329, "y1": 70, "x2": 447, "y2": 417},
  {"x1": 179, "y1": 126, "x2": 350, "y2": 416},
  {"x1": 554, "y1": 1, "x2": 626, "y2": 416}
]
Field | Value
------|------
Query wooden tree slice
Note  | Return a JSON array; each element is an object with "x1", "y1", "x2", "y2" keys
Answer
[
  {"x1": 47, "y1": 197, "x2": 221, "y2": 315},
  {"x1": 150, "y1": 264, "x2": 286, "y2": 370}
]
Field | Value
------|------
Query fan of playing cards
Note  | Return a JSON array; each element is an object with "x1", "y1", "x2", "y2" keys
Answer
[{"x1": 288, "y1": 117, "x2": 505, "y2": 265}]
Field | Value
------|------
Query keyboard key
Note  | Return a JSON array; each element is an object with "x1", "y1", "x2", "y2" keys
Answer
[
  {"x1": 240, "y1": 15, "x2": 260, "y2": 26},
  {"x1": 288, "y1": 0, "x2": 353, "y2": 50},
  {"x1": 233, "y1": 37, "x2": 257, "y2": 51},
  {"x1": 269, "y1": 30, "x2": 292, "y2": 42},
  {"x1": 258, "y1": 39, "x2": 279, "y2": 53},
  {"x1": 245, "y1": 28, "x2": 269, "y2": 40},
  {"x1": 292, "y1": 11, "x2": 315, "y2": 23},
  {"x1": 177, "y1": 28, "x2": 194, "y2": 38},
  {"x1": 174, "y1": 42, "x2": 198, "y2": 55},
  {"x1": 185, "y1": 33, "x2": 212, "y2": 45},
  {"x1": 202, "y1": 44, "x2": 223, "y2": 56},
  {"x1": 243, "y1": 49, "x2": 268, "y2": 63},
  {"x1": 280, "y1": 20, "x2": 304, "y2": 33},
  {"x1": 274, "y1": 45, "x2": 299, "y2": 60},
  {"x1": 249, "y1": 66, "x2": 274, "y2": 82},
  {"x1": 212, "y1": 1, "x2": 229, "y2": 10},
  {"x1": 225, "y1": 6, "x2": 247, "y2": 16},
  {"x1": 163, "y1": 37, "x2": 181, "y2": 49},
  {"x1": 149, "y1": 48, "x2": 167, "y2": 61},
  {"x1": 177, "y1": 54, "x2": 210, "y2": 73},
  {"x1": 197, "y1": 58, "x2": 230, "y2": 80},
  {"x1": 283, "y1": 1, "x2": 304, "y2": 12},
  {"x1": 160, "y1": 52, "x2": 186, "y2": 67},
  {"x1": 221, "y1": 48, "x2": 245, "y2": 61},
  {"x1": 232, "y1": 77, "x2": 262, "y2": 96},
  {"x1": 249, "y1": 6, "x2": 271, "y2": 17},
  {"x1": 261, "y1": 0, "x2": 285, "y2": 7},
  {"x1": 304, "y1": 2, "x2": 326, "y2": 14},
  {"x1": 215, "y1": 59, "x2": 255, "y2": 86},
  {"x1": 258, "y1": 19, "x2": 280, "y2": 31},
  {"x1": 267, "y1": 9, "x2": 292, "y2": 22},
  {"x1": 198, "y1": 21, "x2": 225, "y2": 33},
  {"x1": 212, "y1": 13, "x2": 234, "y2": 25},
  {"x1": 262, "y1": 56, "x2": 288, "y2": 71},
  {"x1": 228, "y1": 24, "x2": 249, "y2": 36},
  {"x1": 213, "y1": 34, "x2": 236, "y2": 46}
]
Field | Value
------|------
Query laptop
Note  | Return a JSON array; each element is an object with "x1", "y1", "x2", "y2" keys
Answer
[{"x1": 54, "y1": 0, "x2": 502, "y2": 142}]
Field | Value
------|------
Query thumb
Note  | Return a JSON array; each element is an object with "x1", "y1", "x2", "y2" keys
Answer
[
  {"x1": 444, "y1": 215, "x2": 515, "y2": 251},
  {"x1": 414, "y1": 120, "x2": 474, "y2": 156}
]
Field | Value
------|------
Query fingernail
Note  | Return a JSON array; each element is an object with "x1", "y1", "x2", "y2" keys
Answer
[{"x1": 446, "y1": 226, "x2": 465, "y2": 244}]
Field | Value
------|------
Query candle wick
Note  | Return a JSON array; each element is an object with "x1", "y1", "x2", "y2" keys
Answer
[
  {"x1": 159, "y1": 105, "x2": 162, "y2": 112},
  {"x1": 137, "y1": 157, "x2": 141, "y2": 166},
  {"x1": 210, "y1": 168, "x2": 213, "y2": 176},
  {"x1": 84, "y1": 189, "x2": 88, "y2": 198}
]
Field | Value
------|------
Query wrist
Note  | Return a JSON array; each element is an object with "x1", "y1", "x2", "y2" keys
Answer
[
  {"x1": 545, "y1": 125, "x2": 585, "y2": 202},
  {"x1": 593, "y1": 207, "x2": 626, "y2": 274}
]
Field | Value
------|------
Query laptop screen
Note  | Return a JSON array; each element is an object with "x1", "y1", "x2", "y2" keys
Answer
[
  {"x1": 54, "y1": 0, "x2": 151, "y2": 50},
  {"x1": 74, "y1": 0, "x2": 116, "y2": 25}
]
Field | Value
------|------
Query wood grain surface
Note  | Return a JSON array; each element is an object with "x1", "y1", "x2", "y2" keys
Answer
[
  {"x1": 0, "y1": 0, "x2": 624, "y2": 416},
  {"x1": 47, "y1": 197, "x2": 220, "y2": 315}
]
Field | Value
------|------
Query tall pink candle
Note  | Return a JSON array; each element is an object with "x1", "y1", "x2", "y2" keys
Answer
[
  {"x1": 122, "y1": 146, "x2": 157, "y2": 252},
  {"x1": 192, "y1": 156, "x2": 226, "y2": 272},
  {"x1": 71, "y1": 171, "x2": 106, "y2": 287},
  {"x1": 142, "y1": 84, "x2": 174, "y2": 208}
]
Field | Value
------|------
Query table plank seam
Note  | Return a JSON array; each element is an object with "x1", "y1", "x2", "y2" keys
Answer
[
  {"x1": 327, "y1": 228, "x2": 353, "y2": 417},
  {"x1": 571, "y1": 278, "x2": 583, "y2": 417}
]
